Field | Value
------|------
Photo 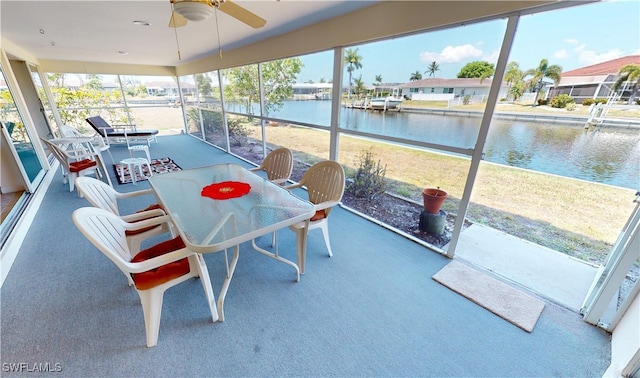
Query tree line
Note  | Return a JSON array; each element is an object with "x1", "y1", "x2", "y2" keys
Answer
[{"x1": 344, "y1": 47, "x2": 640, "y2": 105}]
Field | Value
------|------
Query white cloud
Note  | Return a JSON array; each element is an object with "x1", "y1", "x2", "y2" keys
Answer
[
  {"x1": 564, "y1": 38, "x2": 580, "y2": 45},
  {"x1": 482, "y1": 50, "x2": 500, "y2": 64},
  {"x1": 554, "y1": 50, "x2": 569, "y2": 59},
  {"x1": 573, "y1": 44, "x2": 626, "y2": 65},
  {"x1": 419, "y1": 44, "x2": 483, "y2": 64}
]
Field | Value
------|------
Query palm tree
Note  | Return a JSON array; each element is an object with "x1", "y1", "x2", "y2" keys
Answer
[
  {"x1": 353, "y1": 75, "x2": 366, "y2": 99},
  {"x1": 344, "y1": 48, "x2": 363, "y2": 99},
  {"x1": 409, "y1": 71, "x2": 422, "y2": 81},
  {"x1": 425, "y1": 61, "x2": 440, "y2": 77},
  {"x1": 373, "y1": 75, "x2": 383, "y2": 96},
  {"x1": 613, "y1": 64, "x2": 640, "y2": 105},
  {"x1": 525, "y1": 59, "x2": 562, "y2": 106},
  {"x1": 509, "y1": 81, "x2": 526, "y2": 103},
  {"x1": 504, "y1": 61, "x2": 524, "y2": 102}
]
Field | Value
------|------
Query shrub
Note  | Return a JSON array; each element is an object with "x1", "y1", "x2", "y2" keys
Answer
[
  {"x1": 566, "y1": 103, "x2": 576, "y2": 111},
  {"x1": 185, "y1": 107, "x2": 250, "y2": 146},
  {"x1": 348, "y1": 148, "x2": 387, "y2": 200},
  {"x1": 549, "y1": 94, "x2": 575, "y2": 108},
  {"x1": 537, "y1": 99, "x2": 548, "y2": 106},
  {"x1": 582, "y1": 98, "x2": 595, "y2": 106},
  {"x1": 227, "y1": 118, "x2": 251, "y2": 146},
  {"x1": 595, "y1": 98, "x2": 608, "y2": 104},
  {"x1": 462, "y1": 95, "x2": 471, "y2": 105}
]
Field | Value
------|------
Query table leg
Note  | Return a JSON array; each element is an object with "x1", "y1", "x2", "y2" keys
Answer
[
  {"x1": 131, "y1": 163, "x2": 138, "y2": 185},
  {"x1": 296, "y1": 219, "x2": 311, "y2": 275},
  {"x1": 216, "y1": 245, "x2": 239, "y2": 322},
  {"x1": 251, "y1": 237, "x2": 300, "y2": 282},
  {"x1": 119, "y1": 163, "x2": 126, "y2": 184}
]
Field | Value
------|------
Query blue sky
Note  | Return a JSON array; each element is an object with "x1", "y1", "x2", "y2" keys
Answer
[{"x1": 297, "y1": 1, "x2": 640, "y2": 85}]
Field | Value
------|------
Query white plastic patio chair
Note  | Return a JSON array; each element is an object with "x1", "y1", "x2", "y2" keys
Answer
[
  {"x1": 249, "y1": 147, "x2": 294, "y2": 248},
  {"x1": 126, "y1": 135, "x2": 152, "y2": 162},
  {"x1": 285, "y1": 160, "x2": 345, "y2": 273},
  {"x1": 75, "y1": 176, "x2": 172, "y2": 257},
  {"x1": 59, "y1": 124, "x2": 114, "y2": 163},
  {"x1": 41, "y1": 137, "x2": 111, "y2": 193},
  {"x1": 248, "y1": 147, "x2": 293, "y2": 185},
  {"x1": 72, "y1": 207, "x2": 217, "y2": 347}
]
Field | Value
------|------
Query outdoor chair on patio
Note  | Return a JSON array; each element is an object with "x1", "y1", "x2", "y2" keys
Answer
[
  {"x1": 249, "y1": 147, "x2": 294, "y2": 247},
  {"x1": 41, "y1": 137, "x2": 112, "y2": 193},
  {"x1": 86, "y1": 115, "x2": 158, "y2": 146},
  {"x1": 72, "y1": 207, "x2": 217, "y2": 347},
  {"x1": 59, "y1": 124, "x2": 114, "y2": 163},
  {"x1": 248, "y1": 147, "x2": 294, "y2": 186},
  {"x1": 75, "y1": 176, "x2": 172, "y2": 259},
  {"x1": 285, "y1": 160, "x2": 345, "y2": 273}
]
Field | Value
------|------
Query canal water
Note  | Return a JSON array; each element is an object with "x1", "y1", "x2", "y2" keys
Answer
[{"x1": 268, "y1": 100, "x2": 640, "y2": 190}]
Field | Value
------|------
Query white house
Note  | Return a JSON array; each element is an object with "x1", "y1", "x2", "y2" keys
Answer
[
  {"x1": 549, "y1": 55, "x2": 640, "y2": 104},
  {"x1": 398, "y1": 77, "x2": 509, "y2": 102}
]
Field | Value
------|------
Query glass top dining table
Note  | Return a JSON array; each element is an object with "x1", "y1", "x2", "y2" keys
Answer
[
  {"x1": 149, "y1": 163, "x2": 315, "y2": 253},
  {"x1": 149, "y1": 163, "x2": 315, "y2": 321}
]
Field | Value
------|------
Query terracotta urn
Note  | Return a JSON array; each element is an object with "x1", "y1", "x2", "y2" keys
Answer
[{"x1": 422, "y1": 188, "x2": 447, "y2": 214}]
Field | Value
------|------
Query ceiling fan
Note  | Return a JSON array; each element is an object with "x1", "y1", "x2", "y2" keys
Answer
[{"x1": 168, "y1": 0, "x2": 266, "y2": 29}]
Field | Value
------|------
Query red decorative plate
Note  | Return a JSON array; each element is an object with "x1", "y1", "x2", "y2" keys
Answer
[{"x1": 201, "y1": 181, "x2": 251, "y2": 200}]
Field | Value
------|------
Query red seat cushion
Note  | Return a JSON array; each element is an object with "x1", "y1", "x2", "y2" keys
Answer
[
  {"x1": 69, "y1": 159, "x2": 96, "y2": 173},
  {"x1": 124, "y1": 204, "x2": 165, "y2": 236},
  {"x1": 139, "y1": 203, "x2": 164, "y2": 212},
  {"x1": 310, "y1": 209, "x2": 326, "y2": 221},
  {"x1": 130, "y1": 237, "x2": 190, "y2": 290}
]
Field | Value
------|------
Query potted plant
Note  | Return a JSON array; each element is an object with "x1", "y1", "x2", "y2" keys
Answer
[{"x1": 422, "y1": 187, "x2": 447, "y2": 214}]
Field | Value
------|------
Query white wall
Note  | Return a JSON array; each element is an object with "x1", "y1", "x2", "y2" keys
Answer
[
  {"x1": 604, "y1": 289, "x2": 640, "y2": 377},
  {"x1": 0, "y1": 131, "x2": 26, "y2": 193},
  {"x1": 410, "y1": 93, "x2": 456, "y2": 101}
]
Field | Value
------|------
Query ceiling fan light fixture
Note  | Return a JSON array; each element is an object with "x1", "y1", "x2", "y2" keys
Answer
[{"x1": 174, "y1": 2, "x2": 214, "y2": 22}]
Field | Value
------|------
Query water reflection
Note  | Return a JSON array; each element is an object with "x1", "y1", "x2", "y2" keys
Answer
[{"x1": 264, "y1": 100, "x2": 640, "y2": 189}]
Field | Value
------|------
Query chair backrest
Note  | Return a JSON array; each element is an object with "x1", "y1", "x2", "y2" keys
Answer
[
  {"x1": 260, "y1": 147, "x2": 293, "y2": 185},
  {"x1": 75, "y1": 176, "x2": 122, "y2": 215},
  {"x1": 59, "y1": 124, "x2": 82, "y2": 138},
  {"x1": 40, "y1": 138, "x2": 70, "y2": 165},
  {"x1": 86, "y1": 116, "x2": 114, "y2": 135},
  {"x1": 72, "y1": 207, "x2": 132, "y2": 273},
  {"x1": 299, "y1": 160, "x2": 345, "y2": 213}
]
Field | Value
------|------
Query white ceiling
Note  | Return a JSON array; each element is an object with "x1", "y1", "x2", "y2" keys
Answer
[{"x1": 0, "y1": 0, "x2": 377, "y2": 67}]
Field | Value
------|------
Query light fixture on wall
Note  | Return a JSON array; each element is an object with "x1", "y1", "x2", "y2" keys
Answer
[{"x1": 173, "y1": 1, "x2": 214, "y2": 22}]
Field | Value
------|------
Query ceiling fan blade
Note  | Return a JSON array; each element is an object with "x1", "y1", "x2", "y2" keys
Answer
[
  {"x1": 218, "y1": 1, "x2": 266, "y2": 29},
  {"x1": 169, "y1": 10, "x2": 188, "y2": 28}
]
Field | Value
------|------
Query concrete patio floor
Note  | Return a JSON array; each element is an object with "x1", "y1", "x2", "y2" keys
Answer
[{"x1": 449, "y1": 223, "x2": 598, "y2": 312}]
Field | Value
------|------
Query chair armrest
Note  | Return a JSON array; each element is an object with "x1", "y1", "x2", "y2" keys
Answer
[
  {"x1": 314, "y1": 199, "x2": 341, "y2": 212},
  {"x1": 284, "y1": 182, "x2": 303, "y2": 190},
  {"x1": 247, "y1": 167, "x2": 261, "y2": 172},
  {"x1": 117, "y1": 188, "x2": 155, "y2": 199},
  {"x1": 122, "y1": 213, "x2": 171, "y2": 229},
  {"x1": 113, "y1": 124, "x2": 137, "y2": 132},
  {"x1": 121, "y1": 208, "x2": 167, "y2": 223},
  {"x1": 124, "y1": 247, "x2": 194, "y2": 273},
  {"x1": 61, "y1": 148, "x2": 97, "y2": 161}
]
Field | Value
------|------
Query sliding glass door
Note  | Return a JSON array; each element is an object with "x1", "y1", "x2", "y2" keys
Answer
[{"x1": 0, "y1": 63, "x2": 45, "y2": 192}]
